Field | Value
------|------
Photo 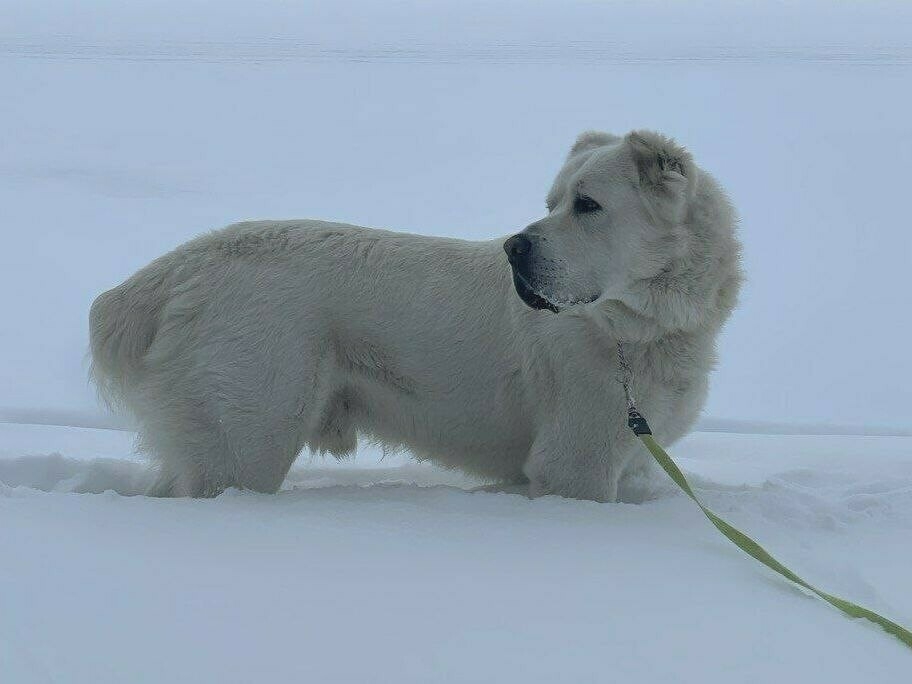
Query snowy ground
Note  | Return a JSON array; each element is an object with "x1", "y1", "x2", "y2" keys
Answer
[{"x1": 2, "y1": 421, "x2": 910, "y2": 682}]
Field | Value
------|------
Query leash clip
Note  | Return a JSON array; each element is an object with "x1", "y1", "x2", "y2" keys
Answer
[
  {"x1": 627, "y1": 407, "x2": 653, "y2": 436},
  {"x1": 618, "y1": 343, "x2": 652, "y2": 435}
]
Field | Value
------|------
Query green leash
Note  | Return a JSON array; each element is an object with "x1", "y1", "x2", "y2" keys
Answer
[{"x1": 616, "y1": 344, "x2": 912, "y2": 651}]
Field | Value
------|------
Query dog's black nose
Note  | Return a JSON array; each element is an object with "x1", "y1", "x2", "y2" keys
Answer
[{"x1": 503, "y1": 234, "x2": 531, "y2": 264}]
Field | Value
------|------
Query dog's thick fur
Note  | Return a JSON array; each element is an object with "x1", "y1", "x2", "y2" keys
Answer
[{"x1": 90, "y1": 130, "x2": 742, "y2": 501}]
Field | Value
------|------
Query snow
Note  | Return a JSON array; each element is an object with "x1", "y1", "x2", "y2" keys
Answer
[{"x1": 1, "y1": 421, "x2": 910, "y2": 682}]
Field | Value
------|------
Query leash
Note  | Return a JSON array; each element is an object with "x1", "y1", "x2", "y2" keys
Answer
[{"x1": 616, "y1": 343, "x2": 912, "y2": 651}]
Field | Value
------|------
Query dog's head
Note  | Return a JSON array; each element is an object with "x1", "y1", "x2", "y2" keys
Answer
[{"x1": 505, "y1": 129, "x2": 739, "y2": 334}]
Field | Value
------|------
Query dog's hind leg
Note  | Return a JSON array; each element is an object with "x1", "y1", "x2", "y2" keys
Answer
[
  {"x1": 220, "y1": 413, "x2": 306, "y2": 494},
  {"x1": 137, "y1": 397, "x2": 236, "y2": 498},
  {"x1": 140, "y1": 402, "x2": 305, "y2": 497}
]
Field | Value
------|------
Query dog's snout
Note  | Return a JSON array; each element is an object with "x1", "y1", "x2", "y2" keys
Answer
[{"x1": 503, "y1": 234, "x2": 531, "y2": 264}]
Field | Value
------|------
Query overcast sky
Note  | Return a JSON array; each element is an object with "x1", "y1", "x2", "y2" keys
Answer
[{"x1": 1, "y1": 1, "x2": 910, "y2": 430}]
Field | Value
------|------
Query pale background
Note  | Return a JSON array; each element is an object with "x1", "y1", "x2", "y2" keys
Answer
[{"x1": 2, "y1": 0, "x2": 911, "y2": 431}]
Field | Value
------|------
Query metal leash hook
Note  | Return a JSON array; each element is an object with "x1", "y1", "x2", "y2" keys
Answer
[{"x1": 616, "y1": 342, "x2": 652, "y2": 436}]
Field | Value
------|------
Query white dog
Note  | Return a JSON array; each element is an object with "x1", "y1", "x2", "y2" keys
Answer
[{"x1": 90, "y1": 130, "x2": 742, "y2": 501}]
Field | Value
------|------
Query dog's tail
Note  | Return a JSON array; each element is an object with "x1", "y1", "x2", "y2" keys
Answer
[{"x1": 89, "y1": 256, "x2": 173, "y2": 408}]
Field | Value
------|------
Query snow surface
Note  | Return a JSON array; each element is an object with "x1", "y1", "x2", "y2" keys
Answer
[{"x1": 1, "y1": 421, "x2": 910, "y2": 682}]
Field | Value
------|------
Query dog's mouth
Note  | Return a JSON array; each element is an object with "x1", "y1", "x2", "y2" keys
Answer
[
  {"x1": 511, "y1": 270, "x2": 560, "y2": 313},
  {"x1": 510, "y1": 270, "x2": 599, "y2": 314}
]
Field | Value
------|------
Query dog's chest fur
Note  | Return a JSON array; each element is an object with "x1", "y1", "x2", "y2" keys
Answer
[{"x1": 626, "y1": 332, "x2": 714, "y2": 444}]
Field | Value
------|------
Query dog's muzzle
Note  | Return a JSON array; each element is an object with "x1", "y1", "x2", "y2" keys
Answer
[{"x1": 503, "y1": 234, "x2": 559, "y2": 313}]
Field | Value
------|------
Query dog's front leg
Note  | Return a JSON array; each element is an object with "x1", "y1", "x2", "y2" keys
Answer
[
  {"x1": 523, "y1": 404, "x2": 631, "y2": 503},
  {"x1": 519, "y1": 319, "x2": 639, "y2": 503}
]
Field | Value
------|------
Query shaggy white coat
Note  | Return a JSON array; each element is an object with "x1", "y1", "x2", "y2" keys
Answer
[{"x1": 90, "y1": 130, "x2": 742, "y2": 500}]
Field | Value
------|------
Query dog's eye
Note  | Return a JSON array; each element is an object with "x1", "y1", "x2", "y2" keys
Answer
[{"x1": 573, "y1": 195, "x2": 601, "y2": 214}]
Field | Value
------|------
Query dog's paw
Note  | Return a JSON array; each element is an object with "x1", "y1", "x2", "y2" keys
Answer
[
  {"x1": 527, "y1": 474, "x2": 617, "y2": 503},
  {"x1": 528, "y1": 478, "x2": 550, "y2": 500}
]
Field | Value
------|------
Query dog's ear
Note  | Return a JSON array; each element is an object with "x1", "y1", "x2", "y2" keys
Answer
[
  {"x1": 568, "y1": 130, "x2": 619, "y2": 159},
  {"x1": 624, "y1": 130, "x2": 696, "y2": 197}
]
